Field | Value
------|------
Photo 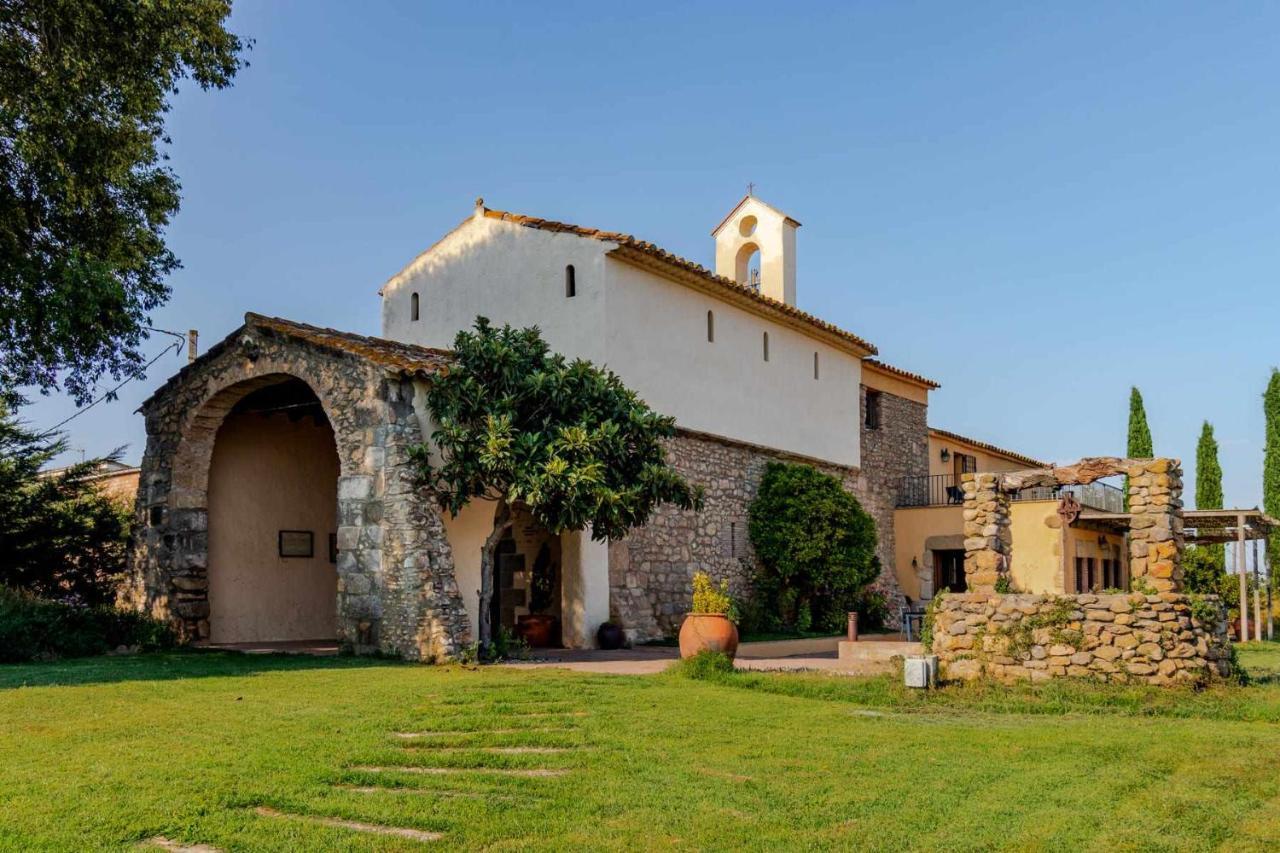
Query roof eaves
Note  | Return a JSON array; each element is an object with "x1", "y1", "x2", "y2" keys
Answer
[
  {"x1": 863, "y1": 359, "x2": 941, "y2": 390},
  {"x1": 710, "y1": 194, "x2": 802, "y2": 236},
  {"x1": 929, "y1": 427, "x2": 1049, "y2": 469}
]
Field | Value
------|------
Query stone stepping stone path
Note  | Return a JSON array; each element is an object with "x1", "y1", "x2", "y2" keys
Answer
[
  {"x1": 351, "y1": 765, "x2": 568, "y2": 778},
  {"x1": 146, "y1": 839, "x2": 222, "y2": 853},
  {"x1": 253, "y1": 806, "x2": 442, "y2": 843},
  {"x1": 414, "y1": 746, "x2": 572, "y2": 754},
  {"x1": 334, "y1": 784, "x2": 525, "y2": 803},
  {"x1": 393, "y1": 726, "x2": 573, "y2": 738}
]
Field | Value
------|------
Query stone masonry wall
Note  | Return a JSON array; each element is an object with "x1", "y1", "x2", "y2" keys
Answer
[
  {"x1": 610, "y1": 429, "x2": 906, "y2": 641},
  {"x1": 860, "y1": 385, "x2": 929, "y2": 605},
  {"x1": 961, "y1": 472, "x2": 1013, "y2": 592},
  {"x1": 1125, "y1": 459, "x2": 1185, "y2": 593},
  {"x1": 930, "y1": 592, "x2": 1232, "y2": 685}
]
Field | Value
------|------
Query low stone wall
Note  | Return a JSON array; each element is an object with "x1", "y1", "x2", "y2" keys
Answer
[{"x1": 929, "y1": 592, "x2": 1232, "y2": 685}]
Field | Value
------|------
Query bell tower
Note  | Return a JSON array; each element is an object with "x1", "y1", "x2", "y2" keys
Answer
[{"x1": 712, "y1": 192, "x2": 800, "y2": 306}]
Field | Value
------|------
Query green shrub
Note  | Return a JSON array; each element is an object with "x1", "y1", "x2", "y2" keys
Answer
[
  {"x1": 852, "y1": 585, "x2": 889, "y2": 632},
  {"x1": 747, "y1": 462, "x2": 878, "y2": 634},
  {"x1": 669, "y1": 649, "x2": 736, "y2": 680},
  {"x1": 0, "y1": 587, "x2": 175, "y2": 663}
]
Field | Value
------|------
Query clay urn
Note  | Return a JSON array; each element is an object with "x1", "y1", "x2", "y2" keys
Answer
[{"x1": 678, "y1": 613, "x2": 740, "y2": 660}]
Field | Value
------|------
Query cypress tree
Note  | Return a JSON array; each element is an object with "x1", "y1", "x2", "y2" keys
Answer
[
  {"x1": 1195, "y1": 420, "x2": 1225, "y2": 569},
  {"x1": 1264, "y1": 368, "x2": 1280, "y2": 592},
  {"x1": 1124, "y1": 387, "x2": 1154, "y2": 509}
]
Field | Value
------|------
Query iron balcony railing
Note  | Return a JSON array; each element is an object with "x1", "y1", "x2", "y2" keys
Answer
[{"x1": 896, "y1": 473, "x2": 1124, "y2": 514}]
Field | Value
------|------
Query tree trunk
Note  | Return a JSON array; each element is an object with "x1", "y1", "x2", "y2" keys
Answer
[{"x1": 478, "y1": 500, "x2": 513, "y2": 647}]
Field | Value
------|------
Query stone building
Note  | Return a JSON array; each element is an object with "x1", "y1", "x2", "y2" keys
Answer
[{"x1": 127, "y1": 194, "x2": 1025, "y2": 657}]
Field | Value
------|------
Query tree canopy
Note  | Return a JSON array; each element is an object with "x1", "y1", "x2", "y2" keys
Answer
[
  {"x1": 1265, "y1": 368, "x2": 1280, "y2": 586},
  {"x1": 412, "y1": 317, "x2": 701, "y2": 644},
  {"x1": 1124, "y1": 386, "x2": 1153, "y2": 509},
  {"x1": 747, "y1": 461, "x2": 878, "y2": 634},
  {"x1": 0, "y1": 0, "x2": 247, "y2": 403},
  {"x1": 1195, "y1": 420, "x2": 1225, "y2": 570},
  {"x1": 0, "y1": 405, "x2": 131, "y2": 605}
]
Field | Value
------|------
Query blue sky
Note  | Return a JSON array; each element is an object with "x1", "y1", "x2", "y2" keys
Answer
[{"x1": 24, "y1": 1, "x2": 1280, "y2": 507}]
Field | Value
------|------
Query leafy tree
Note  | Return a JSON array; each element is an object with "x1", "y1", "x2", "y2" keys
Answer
[
  {"x1": 1265, "y1": 368, "x2": 1280, "y2": 596},
  {"x1": 747, "y1": 461, "x2": 878, "y2": 634},
  {"x1": 412, "y1": 318, "x2": 701, "y2": 645},
  {"x1": 1195, "y1": 420, "x2": 1225, "y2": 569},
  {"x1": 1183, "y1": 545, "x2": 1237, "y2": 612},
  {"x1": 0, "y1": 405, "x2": 131, "y2": 605},
  {"x1": 0, "y1": 0, "x2": 248, "y2": 404},
  {"x1": 1124, "y1": 386, "x2": 1153, "y2": 509}
]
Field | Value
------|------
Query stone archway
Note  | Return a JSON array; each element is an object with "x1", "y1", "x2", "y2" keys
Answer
[
  {"x1": 204, "y1": 378, "x2": 340, "y2": 644},
  {"x1": 125, "y1": 313, "x2": 471, "y2": 659}
]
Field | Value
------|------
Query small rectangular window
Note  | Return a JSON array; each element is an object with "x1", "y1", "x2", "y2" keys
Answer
[
  {"x1": 864, "y1": 390, "x2": 882, "y2": 430},
  {"x1": 762, "y1": 332, "x2": 769, "y2": 362},
  {"x1": 707, "y1": 310, "x2": 715, "y2": 342},
  {"x1": 813, "y1": 352, "x2": 819, "y2": 380},
  {"x1": 565, "y1": 265, "x2": 576, "y2": 298},
  {"x1": 410, "y1": 292, "x2": 420, "y2": 321}
]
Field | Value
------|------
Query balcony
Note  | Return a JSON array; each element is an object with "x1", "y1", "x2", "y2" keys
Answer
[{"x1": 896, "y1": 473, "x2": 1125, "y2": 514}]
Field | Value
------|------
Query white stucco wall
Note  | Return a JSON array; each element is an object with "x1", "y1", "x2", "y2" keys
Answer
[
  {"x1": 382, "y1": 216, "x2": 861, "y2": 468},
  {"x1": 438, "y1": 499, "x2": 495, "y2": 636},
  {"x1": 603, "y1": 259, "x2": 861, "y2": 466},
  {"x1": 382, "y1": 216, "x2": 610, "y2": 363}
]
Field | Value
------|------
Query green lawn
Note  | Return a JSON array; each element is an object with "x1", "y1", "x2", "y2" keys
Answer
[{"x1": 2, "y1": 645, "x2": 1279, "y2": 851}]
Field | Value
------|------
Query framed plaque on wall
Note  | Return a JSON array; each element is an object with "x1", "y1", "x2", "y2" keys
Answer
[{"x1": 278, "y1": 530, "x2": 314, "y2": 558}]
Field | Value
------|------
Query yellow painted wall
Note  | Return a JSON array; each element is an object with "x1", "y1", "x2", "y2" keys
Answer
[
  {"x1": 861, "y1": 367, "x2": 929, "y2": 404},
  {"x1": 896, "y1": 500, "x2": 1127, "y2": 598},
  {"x1": 893, "y1": 505, "x2": 963, "y2": 600},
  {"x1": 927, "y1": 433, "x2": 1035, "y2": 477},
  {"x1": 207, "y1": 411, "x2": 339, "y2": 643},
  {"x1": 1008, "y1": 502, "x2": 1061, "y2": 593}
]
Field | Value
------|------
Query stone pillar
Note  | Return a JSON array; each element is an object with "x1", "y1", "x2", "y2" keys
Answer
[
  {"x1": 1124, "y1": 459, "x2": 1183, "y2": 593},
  {"x1": 561, "y1": 527, "x2": 611, "y2": 648},
  {"x1": 962, "y1": 472, "x2": 1012, "y2": 593}
]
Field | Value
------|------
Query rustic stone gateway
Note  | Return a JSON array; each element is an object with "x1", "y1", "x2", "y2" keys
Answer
[
  {"x1": 935, "y1": 457, "x2": 1232, "y2": 684},
  {"x1": 123, "y1": 313, "x2": 470, "y2": 660}
]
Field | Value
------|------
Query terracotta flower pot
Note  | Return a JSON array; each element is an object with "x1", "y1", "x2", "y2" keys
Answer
[
  {"x1": 678, "y1": 613, "x2": 739, "y2": 660},
  {"x1": 516, "y1": 614, "x2": 559, "y2": 648}
]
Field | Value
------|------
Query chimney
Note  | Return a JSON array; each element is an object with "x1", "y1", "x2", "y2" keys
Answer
[{"x1": 712, "y1": 193, "x2": 800, "y2": 306}]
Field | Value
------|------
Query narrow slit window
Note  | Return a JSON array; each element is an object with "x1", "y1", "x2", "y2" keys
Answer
[
  {"x1": 410, "y1": 292, "x2": 420, "y2": 321},
  {"x1": 865, "y1": 390, "x2": 882, "y2": 430},
  {"x1": 565, "y1": 265, "x2": 576, "y2": 298},
  {"x1": 762, "y1": 332, "x2": 769, "y2": 362},
  {"x1": 707, "y1": 310, "x2": 715, "y2": 342},
  {"x1": 813, "y1": 352, "x2": 819, "y2": 380}
]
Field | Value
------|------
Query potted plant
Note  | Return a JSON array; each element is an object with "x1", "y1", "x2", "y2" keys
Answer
[
  {"x1": 516, "y1": 544, "x2": 559, "y2": 647},
  {"x1": 678, "y1": 572, "x2": 740, "y2": 660}
]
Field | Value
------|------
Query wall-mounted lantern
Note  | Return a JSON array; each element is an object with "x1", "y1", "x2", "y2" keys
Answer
[{"x1": 940, "y1": 448, "x2": 951, "y2": 462}]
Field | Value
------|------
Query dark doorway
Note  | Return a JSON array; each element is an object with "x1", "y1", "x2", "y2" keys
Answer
[
  {"x1": 490, "y1": 532, "x2": 527, "y2": 636},
  {"x1": 933, "y1": 549, "x2": 967, "y2": 594}
]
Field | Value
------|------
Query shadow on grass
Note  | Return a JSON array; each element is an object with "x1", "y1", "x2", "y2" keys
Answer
[{"x1": 0, "y1": 648, "x2": 405, "y2": 690}]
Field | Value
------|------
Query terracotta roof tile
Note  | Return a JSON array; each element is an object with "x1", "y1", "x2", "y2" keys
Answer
[
  {"x1": 863, "y1": 359, "x2": 941, "y2": 390},
  {"x1": 141, "y1": 314, "x2": 451, "y2": 410},
  {"x1": 246, "y1": 314, "x2": 451, "y2": 375},
  {"x1": 482, "y1": 208, "x2": 877, "y2": 356},
  {"x1": 929, "y1": 427, "x2": 1049, "y2": 469}
]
